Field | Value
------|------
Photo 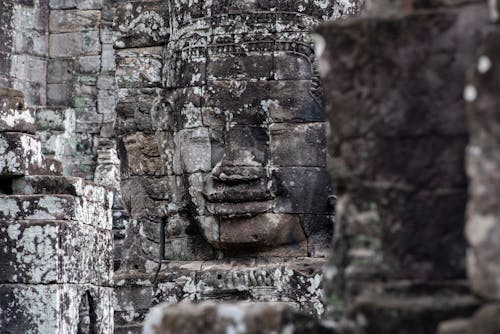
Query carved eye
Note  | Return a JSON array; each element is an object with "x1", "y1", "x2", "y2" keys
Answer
[{"x1": 16, "y1": 102, "x2": 23, "y2": 110}]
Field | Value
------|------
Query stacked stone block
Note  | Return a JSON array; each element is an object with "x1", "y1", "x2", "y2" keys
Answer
[
  {"x1": 317, "y1": 2, "x2": 489, "y2": 333},
  {"x1": 0, "y1": 86, "x2": 114, "y2": 333},
  {"x1": 44, "y1": 0, "x2": 115, "y2": 180},
  {"x1": 0, "y1": 0, "x2": 49, "y2": 106},
  {"x1": 114, "y1": 0, "x2": 170, "y2": 275},
  {"x1": 36, "y1": 0, "x2": 127, "y2": 271}
]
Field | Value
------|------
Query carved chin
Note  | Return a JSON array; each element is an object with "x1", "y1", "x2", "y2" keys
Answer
[{"x1": 197, "y1": 213, "x2": 306, "y2": 253}]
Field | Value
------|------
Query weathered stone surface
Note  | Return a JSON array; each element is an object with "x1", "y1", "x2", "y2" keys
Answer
[
  {"x1": 465, "y1": 26, "x2": 500, "y2": 300},
  {"x1": 49, "y1": 31, "x2": 101, "y2": 57},
  {"x1": 12, "y1": 175, "x2": 112, "y2": 203},
  {"x1": 0, "y1": 194, "x2": 111, "y2": 229},
  {"x1": 120, "y1": 132, "x2": 165, "y2": 177},
  {"x1": 116, "y1": 47, "x2": 162, "y2": 88},
  {"x1": 0, "y1": 88, "x2": 36, "y2": 133},
  {"x1": 0, "y1": 132, "x2": 62, "y2": 176},
  {"x1": 114, "y1": 258, "x2": 326, "y2": 331},
  {"x1": 0, "y1": 284, "x2": 113, "y2": 334},
  {"x1": 270, "y1": 123, "x2": 326, "y2": 167},
  {"x1": 273, "y1": 167, "x2": 334, "y2": 215},
  {"x1": 49, "y1": 9, "x2": 101, "y2": 33},
  {"x1": 219, "y1": 213, "x2": 307, "y2": 253},
  {"x1": 114, "y1": 1, "x2": 169, "y2": 49},
  {"x1": 143, "y1": 302, "x2": 330, "y2": 334},
  {"x1": 0, "y1": 220, "x2": 112, "y2": 285}
]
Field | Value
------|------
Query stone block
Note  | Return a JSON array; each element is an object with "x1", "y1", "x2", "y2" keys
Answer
[
  {"x1": 176, "y1": 128, "x2": 212, "y2": 174},
  {"x1": 150, "y1": 258, "x2": 326, "y2": 316},
  {"x1": 203, "y1": 80, "x2": 269, "y2": 112},
  {"x1": 77, "y1": 0, "x2": 103, "y2": 10},
  {"x1": 10, "y1": 54, "x2": 47, "y2": 84},
  {"x1": 268, "y1": 80, "x2": 325, "y2": 122},
  {"x1": 121, "y1": 133, "x2": 165, "y2": 177},
  {"x1": 49, "y1": 0, "x2": 77, "y2": 9},
  {"x1": 78, "y1": 55, "x2": 101, "y2": 73},
  {"x1": 116, "y1": 47, "x2": 162, "y2": 88},
  {"x1": 12, "y1": 79, "x2": 47, "y2": 106},
  {"x1": 0, "y1": 132, "x2": 62, "y2": 176},
  {"x1": 115, "y1": 1, "x2": 169, "y2": 49},
  {"x1": 0, "y1": 87, "x2": 36, "y2": 133},
  {"x1": 274, "y1": 52, "x2": 314, "y2": 80},
  {"x1": 49, "y1": 31, "x2": 101, "y2": 58},
  {"x1": 0, "y1": 220, "x2": 113, "y2": 285},
  {"x1": 300, "y1": 214, "x2": 333, "y2": 257},
  {"x1": 0, "y1": 194, "x2": 112, "y2": 230},
  {"x1": 35, "y1": 107, "x2": 66, "y2": 130},
  {"x1": 165, "y1": 53, "x2": 206, "y2": 88},
  {"x1": 0, "y1": 2, "x2": 13, "y2": 54},
  {"x1": 12, "y1": 175, "x2": 113, "y2": 207},
  {"x1": 0, "y1": 284, "x2": 113, "y2": 334},
  {"x1": 49, "y1": 9, "x2": 101, "y2": 33},
  {"x1": 207, "y1": 53, "x2": 273, "y2": 81},
  {"x1": 143, "y1": 302, "x2": 330, "y2": 334},
  {"x1": 47, "y1": 82, "x2": 73, "y2": 106},
  {"x1": 219, "y1": 213, "x2": 307, "y2": 254},
  {"x1": 115, "y1": 88, "x2": 163, "y2": 135},
  {"x1": 273, "y1": 167, "x2": 333, "y2": 214},
  {"x1": 12, "y1": 29, "x2": 48, "y2": 56},
  {"x1": 101, "y1": 43, "x2": 115, "y2": 72},
  {"x1": 75, "y1": 110, "x2": 103, "y2": 134},
  {"x1": 349, "y1": 282, "x2": 480, "y2": 334},
  {"x1": 47, "y1": 58, "x2": 74, "y2": 84},
  {"x1": 270, "y1": 123, "x2": 326, "y2": 167}
]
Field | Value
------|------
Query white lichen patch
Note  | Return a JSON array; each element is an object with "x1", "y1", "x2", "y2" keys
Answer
[
  {"x1": 0, "y1": 198, "x2": 21, "y2": 218},
  {"x1": 1, "y1": 107, "x2": 35, "y2": 128}
]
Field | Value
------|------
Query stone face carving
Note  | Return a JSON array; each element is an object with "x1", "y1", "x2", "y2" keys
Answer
[
  {"x1": 156, "y1": 0, "x2": 352, "y2": 257},
  {"x1": 114, "y1": 1, "x2": 359, "y2": 330}
]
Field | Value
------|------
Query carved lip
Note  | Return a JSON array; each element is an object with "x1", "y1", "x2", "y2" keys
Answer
[
  {"x1": 206, "y1": 200, "x2": 273, "y2": 216},
  {"x1": 203, "y1": 189, "x2": 274, "y2": 203}
]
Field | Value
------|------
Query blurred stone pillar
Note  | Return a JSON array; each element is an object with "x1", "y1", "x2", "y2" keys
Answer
[
  {"x1": 438, "y1": 7, "x2": 500, "y2": 334},
  {"x1": 316, "y1": 3, "x2": 489, "y2": 333}
]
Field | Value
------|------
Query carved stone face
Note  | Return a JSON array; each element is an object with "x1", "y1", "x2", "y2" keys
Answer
[{"x1": 160, "y1": 1, "x2": 340, "y2": 257}]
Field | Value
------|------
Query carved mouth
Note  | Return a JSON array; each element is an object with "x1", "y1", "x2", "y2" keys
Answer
[{"x1": 206, "y1": 200, "x2": 273, "y2": 217}]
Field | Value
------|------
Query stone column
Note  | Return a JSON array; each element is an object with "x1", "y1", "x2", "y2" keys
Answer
[
  {"x1": 438, "y1": 6, "x2": 500, "y2": 334},
  {"x1": 317, "y1": 2, "x2": 489, "y2": 332}
]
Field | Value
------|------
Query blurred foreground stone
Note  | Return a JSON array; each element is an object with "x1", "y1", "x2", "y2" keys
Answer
[
  {"x1": 317, "y1": 3, "x2": 489, "y2": 333},
  {"x1": 143, "y1": 302, "x2": 331, "y2": 334},
  {"x1": 439, "y1": 9, "x2": 500, "y2": 334}
]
